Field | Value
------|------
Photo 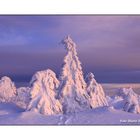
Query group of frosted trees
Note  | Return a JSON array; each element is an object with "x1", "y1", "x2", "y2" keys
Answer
[
  {"x1": 27, "y1": 36, "x2": 108, "y2": 115},
  {"x1": 0, "y1": 36, "x2": 139, "y2": 115}
]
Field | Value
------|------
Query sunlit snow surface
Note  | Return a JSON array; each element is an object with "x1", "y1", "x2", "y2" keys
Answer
[{"x1": 0, "y1": 83, "x2": 140, "y2": 125}]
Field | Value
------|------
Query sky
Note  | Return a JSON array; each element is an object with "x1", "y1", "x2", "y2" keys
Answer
[{"x1": 0, "y1": 15, "x2": 140, "y2": 86}]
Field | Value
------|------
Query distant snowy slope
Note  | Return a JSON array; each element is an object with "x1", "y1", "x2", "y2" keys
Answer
[{"x1": 102, "y1": 83, "x2": 140, "y2": 96}]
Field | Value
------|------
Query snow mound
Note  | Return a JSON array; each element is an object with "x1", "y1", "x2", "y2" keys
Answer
[
  {"x1": 86, "y1": 72, "x2": 108, "y2": 108},
  {"x1": 0, "y1": 76, "x2": 17, "y2": 102},
  {"x1": 27, "y1": 69, "x2": 62, "y2": 115},
  {"x1": 59, "y1": 36, "x2": 90, "y2": 113},
  {"x1": 15, "y1": 87, "x2": 31, "y2": 109},
  {"x1": 122, "y1": 88, "x2": 140, "y2": 114}
]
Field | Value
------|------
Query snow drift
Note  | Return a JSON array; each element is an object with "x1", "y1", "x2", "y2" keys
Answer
[
  {"x1": 86, "y1": 72, "x2": 108, "y2": 108},
  {"x1": 58, "y1": 36, "x2": 90, "y2": 113},
  {"x1": 0, "y1": 76, "x2": 17, "y2": 102},
  {"x1": 27, "y1": 69, "x2": 62, "y2": 115}
]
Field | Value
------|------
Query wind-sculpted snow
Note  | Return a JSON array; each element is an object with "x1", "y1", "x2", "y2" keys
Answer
[
  {"x1": 27, "y1": 69, "x2": 62, "y2": 115},
  {"x1": 0, "y1": 76, "x2": 17, "y2": 102},
  {"x1": 86, "y1": 72, "x2": 108, "y2": 108},
  {"x1": 59, "y1": 36, "x2": 90, "y2": 113}
]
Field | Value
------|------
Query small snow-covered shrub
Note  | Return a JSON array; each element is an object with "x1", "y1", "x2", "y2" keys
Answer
[
  {"x1": 86, "y1": 72, "x2": 108, "y2": 108},
  {"x1": 0, "y1": 76, "x2": 17, "y2": 102}
]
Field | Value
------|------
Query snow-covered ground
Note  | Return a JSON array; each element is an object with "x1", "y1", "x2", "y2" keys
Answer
[
  {"x1": 0, "y1": 83, "x2": 140, "y2": 125},
  {"x1": 0, "y1": 99, "x2": 140, "y2": 125}
]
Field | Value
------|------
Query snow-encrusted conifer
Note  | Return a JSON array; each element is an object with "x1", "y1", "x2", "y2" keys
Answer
[
  {"x1": 121, "y1": 88, "x2": 140, "y2": 114},
  {"x1": 16, "y1": 87, "x2": 31, "y2": 109},
  {"x1": 27, "y1": 69, "x2": 62, "y2": 115},
  {"x1": 0, "y1": 76, "x2": 17, "y2": 102},
  {"x1": 59, "y1": 36, "x2": 90, "y2": 113},
  {"x1": 85, "y1": 72, "x2": 108, "y2": 108}
]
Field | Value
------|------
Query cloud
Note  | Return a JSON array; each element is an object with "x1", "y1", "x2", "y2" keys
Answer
[{"x1": 0, "y1": 16, "x2": 140, "y2": 83}]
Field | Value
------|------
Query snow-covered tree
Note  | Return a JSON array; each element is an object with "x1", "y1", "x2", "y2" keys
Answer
[
  {"x1": 27, "y1": 69, "x2": 62, "y2": 115},
  {"x1": 85, "y1": 72, "x2": 108, "y2": 108},
  {"x1": 0, "y1": 76, "x2": 17, "y2": 102},
  {"x1": 59, "y1": 36, "x2": 90, "y2": 113},
  {"x1": 121, "y1": 88, "x2": 140, "y2": 114},
  {"x1": 16, "y1": 87, "x2": 31, "y2": 109}
]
